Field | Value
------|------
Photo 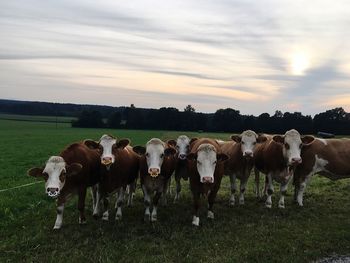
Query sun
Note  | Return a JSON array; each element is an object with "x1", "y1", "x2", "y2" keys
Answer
[{"x1": 290, "y1": 52, "x2": 310, "y2": 76}]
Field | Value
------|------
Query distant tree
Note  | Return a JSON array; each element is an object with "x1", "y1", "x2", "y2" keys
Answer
[
  {"x1": 213, "y1": 108, "x2": 242, "y2": 132},
  {"x1": 314, "y1": 107, "x2": 350, "y2": 134},
  {"x1": 107, "y1": 111, "x2": 121, "y2": 128},
  {"x1": 72, "y1": 110, "x2": 104, "y2": 128},
  {"x1": 184, "y1": 105, "x2": 195, "y2": 113}
]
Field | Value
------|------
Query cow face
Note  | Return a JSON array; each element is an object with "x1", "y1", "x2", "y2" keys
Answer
[
  {"x1": 187, "y1": 144, "x2": 228, "y2": 184},
  {"x1": 231, "y1": 130, "x2": 267, "y2": 158},
  {"x1": 84, "y1": 134, "x2": 129, "y2": 170},
  {"x1": 273, "y1": 129, "x2": 315, "y2": 167},
  {"x1": 133, "y1": 138, "x2": 176, "y2": 177},
  {"x1": 27, "y1": 156, "x2": 82, "y2": 198},
  {"x1": 176, "y1": 135, "x2": 190, "y2": 160}
]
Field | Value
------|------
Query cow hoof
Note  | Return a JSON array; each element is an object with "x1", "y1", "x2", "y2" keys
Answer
[
  {"x1": 265, "y1": 203, "x2": 272, "y2": 208},
  {"x1": 79, "y1": 219, "x2": 87, "y2": 225},
  {"x1": 151, "y1": 215, "x2": 157, "y2": 222},
  {"x1": 102, "y1": 212, "x2": 109, "y2": 221},
  {"x1": 115, "y1": 215, "x2": 122, "y2": 221},
  {"x1": 239, "y1": 199, "x2": 245, "y2": 205},
  {"x1": 229, "y1": 200, "x2": 235, "y2": 207},
  {"x1": 53, "y1": 224, "x2": 62, "y2": 230},
  {"x1": 192, "y1": 216, "x2": 200, "y2": 227},
  {"x1": 207, "y1": 211, "x2": 214, "y2": 219},
  {"x1": 278, "y1": 203, "x2": 285, "y2": 209}
]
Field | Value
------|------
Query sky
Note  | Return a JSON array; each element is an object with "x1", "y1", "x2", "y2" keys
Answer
[{"x1": 1, "y1": 0, "x2": 350, "y2": 115}]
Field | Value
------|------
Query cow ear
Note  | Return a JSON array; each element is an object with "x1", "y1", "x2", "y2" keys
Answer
[
  {"x1": 27, "y1": 167, "x2": 44, "y2": 177},
  {"x1": 84, "y1": 140, "x2": 99, "y2": 149},
  {"x1": 167, "y1": 139, "x2": 177, "y2": 147},
  {"x1": 187, "y1": 153, "x2": 197, "y2": 160},
  {"x1": 189, "y1": 138, "x2": 198, "y2": 145},
  {"x1": 164, "y1": 147, "x2": 176, "y2": 156},
  {"x1": 230, "y1": 135, "x2": 241, "y2": 143},
  {"x1": 302, "y1": 135, "x2": 315, "y2": 145},
  {"x1": 66, "y1": 163, "x2": 82, "y2": 177},
  {"x1": 272, "y1": 135, "x2": 284, "y2": 144},
  {"x1": 217, "y1": 153, "x2": 229, "y2": 162},
  {"x1": 133, "y1": 146, "x2": 146, "y2": 155},
  {"x1": 257, "y1": 135, "x2": 267, "y2": 143},
  {"x1": 116, "y1": 138, "x2": 130, "y2": 149}
]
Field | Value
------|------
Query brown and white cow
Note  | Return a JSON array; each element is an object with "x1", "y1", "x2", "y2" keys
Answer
[
  {"x1": 27, "y1": 142, "x2": 101, "y2": 229},
  {"x1": 84, "y1": 134, "x2": 139, "y2": 221},
  {"x1": 187, "y1": 138, "x2": 228, "y2": 226},
  {"x1": 254, "y1": 129, "x2": 315, "y2": 208},
  {"x1": 133, "y1": 138, "x2": 177, "y2": 222},
  {"x1": 173, "y1": 135, "x2": 194, "y2": 202},
  {"x1": 220, "y1": 130, "x2": 267, "y2": 206},
  {"x1": 294, "y1": 138, "x2": 350, "y2": 206}
]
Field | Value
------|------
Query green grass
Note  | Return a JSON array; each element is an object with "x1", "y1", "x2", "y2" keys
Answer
[{"x1": 0, "y1": 118, "x2": 349, "y2": 262}]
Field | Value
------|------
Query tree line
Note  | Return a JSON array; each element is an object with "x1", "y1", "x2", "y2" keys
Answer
[{"x1": 1, "y1": 99, "x2": 349, "y2": 134}]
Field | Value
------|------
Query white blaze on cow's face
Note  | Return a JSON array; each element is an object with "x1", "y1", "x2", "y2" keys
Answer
[
  {"x1": 196, "y1": 144, "x2": 217, "y2": 184},
  {"x1": 99, "y1": 134, "x2": 117, "y2": 168},
  {"x1": 145, "y1": 138, "x2": 166, "y2": 177},
  {"x1": 274, "y1": 129, "x2": 303, "y2": 166},
  {"x1": 176, "y1": 135, "x2": 190, "y2": 160},
  {"x1": 43, "y1": 156, "x2": 67, "y2": 198},
  {"x1": 240, "y1": 130, "x2": 258, "y2": 157}
]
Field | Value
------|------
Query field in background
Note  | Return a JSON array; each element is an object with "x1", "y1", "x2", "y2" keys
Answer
[{"x1": 0, "y1": 117, "x2": 349, "y2": 262}]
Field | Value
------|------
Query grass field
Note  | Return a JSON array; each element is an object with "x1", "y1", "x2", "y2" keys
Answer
[{"x1": 0, "y1": 118, "x2": 349, "y2": 262}]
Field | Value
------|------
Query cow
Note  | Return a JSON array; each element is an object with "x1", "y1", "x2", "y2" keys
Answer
[
  {"x1": 187, "y1": 138, "x2": 228, "y2": 226},
  {"x1": 132, "y1": 138, "x2": 177, "y2": 222},
  {"x1": 84, "y1": 134, "x2": 139, "y2": 221},
  {"x1": 220, "y1": 130, "x2": 267, "y2": 206},
  {"x1": 173, "y1": 135, "x2": 193, "y2": 202},
  {"x1": 27, "y1": 142, "x2": 101, "y2": 229},
  {"x1": 254, "y1": 129, "x2": 315, "y2": 208},
  {"x1": 294, "y1": 138, "x2": 350, "y2": 206}
]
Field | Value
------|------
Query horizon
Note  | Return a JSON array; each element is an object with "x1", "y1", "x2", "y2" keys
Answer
[{"x1": 1, "y1": 1, "x2": 350, "y2": 115}]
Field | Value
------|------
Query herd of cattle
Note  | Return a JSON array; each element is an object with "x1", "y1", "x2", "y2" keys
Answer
[{"x1": 27, "y1": 129, "x2": 350, "y2": 229}]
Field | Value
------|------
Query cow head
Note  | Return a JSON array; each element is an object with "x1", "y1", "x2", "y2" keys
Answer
[
  {"x1": 133, "y1": 138, "x2": 176, "y2": 177},
  {"x1": 176, "y1": 135, "x2": 191, "y2": 160},
  {"x1": 272, "y1": 129, "x2": 315, "y2": 167},
  {"x1": 187, "y1": 143, "x2": 228, "y2": 184},
  {"x1": 84, "y1": 134, "x2": 130, "y2": 170},
  {"x1": 231, "y1": 130, "x2": 267, "y2": 158},
  {"x1": 27, "y1": 156, "x2": 82, "y2": 198}
]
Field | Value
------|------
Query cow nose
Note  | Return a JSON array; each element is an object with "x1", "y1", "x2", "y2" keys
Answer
[
  {"x1": 202, "y1": 176, "x2": 214, "y2": 184},
  {"x1": 179, "y1": 154, "x2": 186, "y2": 160},
  {"x1": 291, "y1": 157, "x2": 302, "y2": 164},
  {"x1": 148, "y1": 168, "x2": 160, "y2": 177},
  {"x1": 244, "y1": 151, "x2": 253, "y2": 157},
  {"x1": 102, "y1": 157, "x2": 113, "y2": 165},
  {"x1": 47, "y1": 188, "x2": 59, "y2": 197}
]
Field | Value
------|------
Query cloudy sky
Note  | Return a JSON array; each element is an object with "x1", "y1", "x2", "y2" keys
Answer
[{"x1": 1, "y1": 0, "x2": 350, "y2": 115}]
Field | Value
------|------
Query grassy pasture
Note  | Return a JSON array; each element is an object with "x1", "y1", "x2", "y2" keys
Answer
[{"x1": 0, "y1": 118, "x2": 349, "y2": 262}]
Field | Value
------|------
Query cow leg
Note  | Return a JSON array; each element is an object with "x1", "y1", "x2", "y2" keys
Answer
[
  {"x1": 151, "y1": 192, "x2": 162, "y2": 222},
  {"x1": 208, "y1": 189, "x2": 219, "y2": 220},
  {"x1": 265, "y1": 173, "x2": 274, "y2": 208},
  {"x1": 92, "y1": 184, "x2": 102, "y2": 218},
  {"x1": 142, "y1": 185, "x2": 151, "y2": 222},
  {"x1": 278, "y1": 183, "x2": 288, "y2": 208},
  {"x1": 161, "y1": 178, "x2": 169, "y2": 207},
  {"x1": 174, "y1": 174, "x2": 181, "y2": 203},
  {"x1": 296, "y1": 174, "x2": 312, "y2": 206},
  {"x1": 192, "y1": 192, "x2": 200, "y2": 226},
  {"x1": 78, "y1": 187, "x2": 87, "y2": 224},
  {"x1": 115, "y1": 187, "x2": 125, "y2": 221},
  {"x1": 254, "y1": 168, "x2": 261, "y2": 198},
  {"x1": 127, "y1": 181, "x2": 136, "y2": 207},
  {"x1": 263, "y1": 175, "x2": 269, "y2": 197},
  {"x1": 53, "y1": 196, "x2": 65, "y2": 230},
  {"x1": 102, "y1": 195, "x2": 110, "y2": 221},
  {"x1": 229, "y1": 174, "x2": 237, "y2": 206},
  {"x1": 239, "y1": 178, "x2": 248, "y2": 205}
]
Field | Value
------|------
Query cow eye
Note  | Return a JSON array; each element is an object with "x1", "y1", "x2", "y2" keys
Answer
[
  {"x1": 253, "y1": 142, "x2": 257, "y2": 145},
  {"x1": 284, "y1": 143, "x2": 290, "y2": 149},
  {"x1": 299, "y1": 144, "x2": 302, "y2": 149},
  {"x1": 160, "y1": 153, "x2": 164, "y2": 158},
  {"x1": 197, "y1": 161, "x2": 201, "y2": 165},
  {"x1": 213, "y1": 161, "x2": 217, "y2": 165},
  {"x1": 241, "y1": 141, "x2": 245, "y2": 145},
  {"x1": 59, "y1": 173, "x2": 66, "y2": 182},
  {"x1": 145, "y1": 153, "x2": 149, "y2": 157},
  {"x1": 176, "y1": 145, "x2": 179, "y2": 149}
]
